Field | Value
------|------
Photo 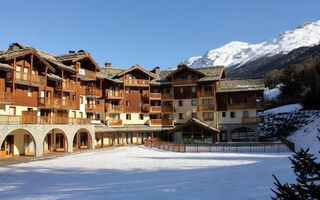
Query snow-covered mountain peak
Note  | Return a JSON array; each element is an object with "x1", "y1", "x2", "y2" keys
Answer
[{"x1": 180, "y1": 19, "x2": 320, "y2": 69}]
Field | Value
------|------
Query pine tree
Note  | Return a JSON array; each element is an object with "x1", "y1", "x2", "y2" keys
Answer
[
  {"x1": 271, "y1": 136, "x2": 320, "y2": 200},
  {"x1": 303, "y1": 71, "x2": 320, "y2": 109},
  {"x1": 280, "y1": 66, "x2": 304, "y2": 102}
]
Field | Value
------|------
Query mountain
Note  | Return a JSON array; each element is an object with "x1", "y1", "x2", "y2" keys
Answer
[{"x1": 178, "y1": 20, "x2": 320, "y2": 77}]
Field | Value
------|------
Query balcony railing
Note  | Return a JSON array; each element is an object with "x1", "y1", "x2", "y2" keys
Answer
[
  {"x1": 172, "y1": 78, "x2": 197, "y2": 85},
  {"x1": 199, "y1": 91, "x2": 213, "y2": 97},
  {"x1": 161, "y1": 93, "x2": 172, "y2": 99},
  {"x1": 57, "y1": 81, "x2": 77, "y2": 91},
  {"x1": 0, "y1": 92, "x2": 13, "y2": 103},
  {"x1": 0, "y1": 115, "x2": 91, "y2": 125},
  {"x1": 150, "y1": 119, "x2": 173, "y2": 126},
  {"x1": 150, "y1": 93, "x2": 161, "y2": 99},
  {"x1": 7, "y1": 72, "x2": 46, "y2": 85},
  {"x1": 38, "y1": 98, "x2": 77, "y2": 109},
  {"x1": 161, "y1": 105, "x2": 173, "y2": 112},
  {"x1": 86, "y1": 103, "x2": 103, "y2": 112},
  {"x1": 108, "y1": 119, "x2": 122, "y2": 127},
  {"x1": 242, "y1": 117, "x2": 264, "y2": 124},
  {"x1": 106, "y1": 91, "x2": 123, "y2": 99},
  {"x1": 150, "y1": 106, "x2": 162, "y2": 112},
  {"x1": 85, "y1": 87, "x2": 102, "y2": 97},
  {"x1": 78, "y1": 68, "x2": 96, "y2": 79},
  {"x1": 107, "y1": 105, "x2": 123, "y2": 112},
  {"x1": 124, "y1": 79, "x2": 149, "y2": 86},
  {"x1": 199, "y1": 104, "x2": 215, "y2": 111}
]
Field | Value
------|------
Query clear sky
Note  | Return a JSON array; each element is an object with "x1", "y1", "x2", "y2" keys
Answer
[{"x1": 0, "y1": 0, "x2": 319, "y2": 70}]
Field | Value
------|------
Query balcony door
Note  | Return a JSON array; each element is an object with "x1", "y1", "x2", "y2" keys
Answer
[
  {"x1": 23, "y1": 67, "x2": 29, "y2": 81},
  {"x1": 15, "y1": 66, "x2": 21, "y2": 80}
]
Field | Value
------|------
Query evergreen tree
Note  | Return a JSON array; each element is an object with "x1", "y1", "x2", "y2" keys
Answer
[
  {"x1": 271, "y1": 136, "x2": 320, "y2": 200},
  {"x1": 303, "y1": 71, "x2": 320, "y2": 109},
  {"x1": 279, "y1": 66, "x2": 304, "y2": 102}
]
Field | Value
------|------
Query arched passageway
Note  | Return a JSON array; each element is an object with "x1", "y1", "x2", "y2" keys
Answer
[
  {"x1": 1, "y1": 129, "x2": 36, "y2": 157},
  {"x1": 43, "y1": 128, "x2": 68, "y2": 153},
  {"x1": 73, "y1": 128, "x2": 91, "y2": 150}
]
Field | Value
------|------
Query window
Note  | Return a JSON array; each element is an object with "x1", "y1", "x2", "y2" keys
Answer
[
  {"x1": 179, "y1": 113, "x2": 184, "y2": 119},
  {"x1": 80, "y1": 97, "x2": 83, "y2": 104},
  {"x1": 222, "y1": 112, "x2": 226, "y2": 117},
  {"x1": 126, "y1": 114, "x2": 131, "y2": 120},
  {"x1": 191, "y1": 86, "x2": 196, "y2": 93},
  {"x1": 179, "y1": 87, "x2": 183, "y2": 93},
  {"x1": 80, "y1": 112, "x2": 83, "y2": 118},
  {"x1": 126, "y1": 101, "x2": 130, "y2": 107},
  {"x1": 192, "y1": 112, "x2": 197, "y2": 118},
  {"x1": 203, "y1": 112, "x2": 214, "y2": 121},
  {"x1": 243, "y1": 111, "x2": 249, "y2": 118},
  {"x1": 191, "y1": 99, "x2": 196, "y2": 106},
  {"x1": 230, "y1": 111, "x2": 236, "y2": 118},
  {"x1": 28, "y1": 88, "x2": 32, "y2": 97},
  {"x1": 202, "y1": 99, "x2": 213, "y2": 105},
  {"x1": 139, "y1": 114, "x2": 144, "y2": 120},
  {"x1": 187, "y1": 74, "x2": 192, "y2": 79},
  {"x1": 139, "y1": 101, "x2": 142, "y2": 107},
  {"x1": 179, "y1": 100, "x2": 183, "y2": 107},
  {"x1": 126, "y1": 87, "x2": 130, "y2": 94},
  {"x1": 204, "y1": 86, "x2": 212, "y2": 92}
]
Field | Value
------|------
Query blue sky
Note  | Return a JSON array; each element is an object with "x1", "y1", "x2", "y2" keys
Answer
[{"x1": 0, "y1": 0, "x2": 319, "y2": 70}]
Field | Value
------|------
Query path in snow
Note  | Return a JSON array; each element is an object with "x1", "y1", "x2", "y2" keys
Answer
[{"x1": 0, "y1": 146, "x2": 293, "y2": 200}]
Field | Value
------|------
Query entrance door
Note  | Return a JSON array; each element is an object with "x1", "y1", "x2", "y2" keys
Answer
[
  {"x1": 43, "y1": 134, "x2": 51, "y2": 153},
  {"x1": 2, "y1": 136, "x2": 14, "y2": 157},
  {"x1": 55, "y1": 134, "x2": 65, "y2": 151},
  {"x1": 24, "y1": 134, "x2": 34, "y2": 156},
  {"x1": 80, "y1": 133, "x2": 88, "y2": 148}
]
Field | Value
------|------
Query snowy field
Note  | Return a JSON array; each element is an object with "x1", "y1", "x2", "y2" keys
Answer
[{"x1": 0, "y1": 146, "x2": 294, "y2": 200}]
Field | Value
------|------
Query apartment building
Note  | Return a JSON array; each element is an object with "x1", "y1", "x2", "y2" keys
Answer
[{"x1": 0, "y1": 43, "x2": 264, "y2": 158}]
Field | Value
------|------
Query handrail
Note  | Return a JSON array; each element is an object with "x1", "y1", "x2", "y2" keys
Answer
[{"x1": 0, "y1": 115, "x2": 91, "y2": 125}]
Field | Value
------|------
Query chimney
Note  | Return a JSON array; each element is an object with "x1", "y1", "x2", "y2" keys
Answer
[
  {"x1": 69, "y1": 50, "x2": 75, "y2": 54},
  {"x1": 105, "y1": 62, "x2": 111, "y2": 68},
  {"x1": 154, "y1": 66, "x2": 160, "y2": 75}
]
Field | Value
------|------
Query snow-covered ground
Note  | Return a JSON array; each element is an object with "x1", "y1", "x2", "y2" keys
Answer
[
  {"x1": 264, "y1": 103, "x2": 302, "y2": 114},
  {"x1": 0, "y1": 146, "x2": 293, "y2": 200}
]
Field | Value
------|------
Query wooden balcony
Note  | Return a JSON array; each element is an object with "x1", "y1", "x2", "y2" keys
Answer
[
  {"x1": 107, "y1": 105, "x2": 123, "y2": 112},
  {"x1": 7, "y1": 72, "x2": 46, "y2": 86},
  {"x1": 150, "y1": 106, "x2": 162, "y2": 113},
  {"x1": 150, "y1": 93, "x2": 161, "y2": 99},
  {"x1": 85, "y1": 87, "x2": 102, "y2": 97},
  {"x1": 242, "y1": 117, "x2": 263, "y2": 124},
  {"x1": 227, "y1": 103, "x2": 263, "y2": 110},
  {"x1": 78, "y1": 68, "x2": 96, "y2": 80},
  {"x1": 150, "y1": 119, "x2": 173, "y2": 126},
  {"x1": 199, "y1": 91, "x2": 213, "y2": 97},
  {"x1": 199, "y1": 104, "x2": 215, "y2": 111},
  {"x1": 108, "y1": 119, "x2": 122, "y2": 127},
  {"x1": 161, "y1": 106, "x2": 173, "y2": 112},
  {"x1": 38, "y1": 98, "x2": 77, "y2": 109},
  {"x1": 124, "y1": 79, "x2": 149, "y2": 87},
  {"x1": 161, "y1": 93, "x2": 172, "y2": 99},
  {"x1": 105, "y1": 91, "x2": 123, "y2": 99},
  {"x1": 172, "y1": 78, "x2": 197, "y2": 85},
  {"x1": 86, "y1": 103, "x2": 103, "y2": 112},
  {"x1": 57, "y1": 81, "x2": 77, "y2": 92},
  {"x1": 0, "y1": 115, "x2": 91, "y2": 125},
  {"x1": 0, "y1": 92, "x2": 13, "y2": 104}
]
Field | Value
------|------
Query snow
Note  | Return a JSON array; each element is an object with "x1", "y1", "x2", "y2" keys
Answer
[
  {"x1": 0, "y1": 146, "x2": 294, "y2": 200},
  {"x1": 180, "y1": 20, "x2": 320, "y2": 68},
  {"x1": 264, "y1": 103, "x2": 302, "y2": 114},
  {"x1": 264, "y1": 86, "x2": 281, "y2": 100},
  {"x1": 288, "y1": 112, "x2": 320, "y2": 157}
]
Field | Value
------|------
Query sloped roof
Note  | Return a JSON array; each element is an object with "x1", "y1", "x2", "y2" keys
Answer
[
  {"x1": 169, "y1": 118, "x2": 219, "y2": 133},
  {"x1": 116, "y1": 64, "x2": 157, "y2": 78},
  {"x1": 0, "y1": 63, "x2": 14, "y2": 71},
  {"x1": 165, "y1": 65, "x2": 205, "y2": 79},
  {"x1": 216, "y1": 78, "x2": 265, "y2": 93},
  {"x1": 97, "y1": 67, "x2": 125, "y2": 83},
  {"x1": 56, "y1": 51, "x2": 101, "y2": 71}
]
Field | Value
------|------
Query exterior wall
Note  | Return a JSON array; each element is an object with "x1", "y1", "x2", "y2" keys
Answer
[
  {"x1": 0, "y1": 105, "x2": 38, "y2": 116},
  {"x1": 174, "y1": 99, "x2": 197, "y2": 124},
  {"x1": 120, "y1": 113, "x2": 150, "y2": 125},
  {"x1": 217, "y1": 109, "x2": 257, "y2": 124},
  {"x1": 68, "y1": 95, "x2": 87, "y2": 118}
]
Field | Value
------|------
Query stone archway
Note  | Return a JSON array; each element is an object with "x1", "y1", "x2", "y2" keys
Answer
[
  {"x1": 0, "y1": 128, "x2": 37, "y2": 157},
  {"x1": 72, "y1": 128, "x2": 93, "y2": 150},
  {"x1": 42, "y1": 128, "x2": 69, "y2": 153}
]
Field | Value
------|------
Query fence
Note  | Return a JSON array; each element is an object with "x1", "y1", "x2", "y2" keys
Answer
[{"x1": 144, "y1": 140, "x2": 291, "y2": 153}]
